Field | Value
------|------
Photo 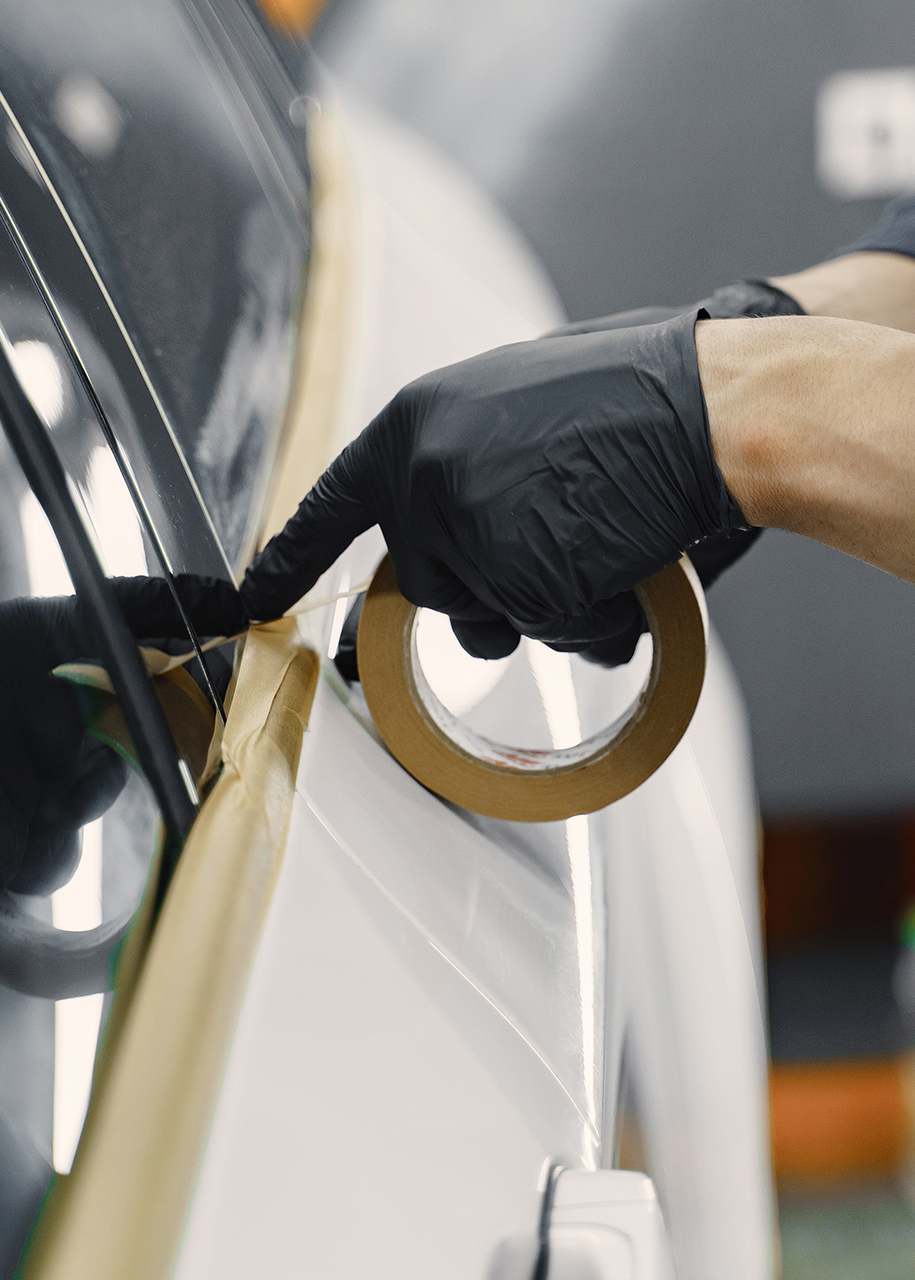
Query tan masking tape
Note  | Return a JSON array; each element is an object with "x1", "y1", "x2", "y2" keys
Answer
[
  {"x1": 19, "y1": 106, "x2": 357, "y2": 1280},
  {"x1": 357, "y1": 554, "x2": 708, "y2": 823},
  {"x1": 19, "y1": 624, "x2": 320, "y2": 1280},
  {"x1": 256, "y1": 105, "x2": 362, "y2": 551},
  {"x1": 54, "y1": 662, "x2": 216, "y2": 784}
]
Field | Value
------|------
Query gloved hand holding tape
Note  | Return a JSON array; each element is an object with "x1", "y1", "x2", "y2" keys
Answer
[
  {"x1": 243, "y1": 308, "x2": 757, "y2": 817},
  {"x1": 356, "y1": 552, "x2": 707, "y2": 822}
]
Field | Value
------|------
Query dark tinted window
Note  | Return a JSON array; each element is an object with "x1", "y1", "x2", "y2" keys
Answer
[{"x1": 0, "y1": 0, "x2": 311, "y2": 566}]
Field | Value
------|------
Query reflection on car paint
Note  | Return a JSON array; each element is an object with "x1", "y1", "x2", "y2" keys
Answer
[{"x1": 0, "y1": 1, "x2": 317, "y2": 1264}]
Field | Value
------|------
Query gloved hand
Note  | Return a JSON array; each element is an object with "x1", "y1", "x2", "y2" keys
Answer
[
  {"x1": 544, "y1": 277, "x2": 804, "y2": 339},
  {"x1": 0, "y1": 574, "x2": 245, "y2": 895},
  {"x1": 241, "y1": 309, "x2": 749, "y2": 665},
  {"x1": 827, "y1": 195, "x2": 915, "y2": 261},
  {"x1": 540, "y1": 278, "x2": 803, "y2": 664},
  {"x1": 108, "y1": 572, "x2": 248, "y2": 641}
]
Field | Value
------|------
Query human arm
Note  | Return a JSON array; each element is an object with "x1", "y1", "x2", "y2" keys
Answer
[
  {"x1": 538, "y1": 197, "x2": 915, "y2": 638},
  {"x1": 698, "y1": 314, "x2": 915, "y2": 581},
  {"x1": 542, "y1": 278, "x2": 801, "y2": 660},
  {"x1": 555, "y1": 197, "x2": 915, "y2": 339},
  {"x1": 240, "y1": 197, "x2": 915, "y2": 670},
  {"x1": 240, "y1": 310, "x2": 744, "y2": 660},
  {"x1": 771, "y1": 252, "x2": 915, "y2": 334},
  {"x1": 772, "y1": 195, "x2": 915, "y2": 335},
  {"x1": 242, "y1": 309, "x2": 915, "y2": 665}
]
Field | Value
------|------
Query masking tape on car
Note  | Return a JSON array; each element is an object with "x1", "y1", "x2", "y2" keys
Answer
[
  {"x1": 20, "y1": 621, "x2": 319, "y2": 1280},
  {"x1": 18, "y1": 102, "x2": 356, "y2": 1280},
  {"x1": 357, "y1": 554, "x2": 708, "y2": 822}
]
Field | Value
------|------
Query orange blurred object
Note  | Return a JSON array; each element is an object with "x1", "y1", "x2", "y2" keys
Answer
[
  {"x1": 255, "y1": 0, "x2": 327, "y2": 34},
  {"x1": 770, "y1": 1059, "x2": 907, "y2": 1180}
]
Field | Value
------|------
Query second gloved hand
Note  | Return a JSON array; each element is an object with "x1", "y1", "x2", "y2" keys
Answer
[
  {"x1": 0, "y1": 575, "x2": 246, "y2": 895},
  {"x1": 241, "y1": 309, "x2": 748, "y2": 660}
]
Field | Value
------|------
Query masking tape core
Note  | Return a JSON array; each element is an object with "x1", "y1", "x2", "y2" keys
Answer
[{"x1": 357, "y1": 554, "x2": 708, "y2": 822}]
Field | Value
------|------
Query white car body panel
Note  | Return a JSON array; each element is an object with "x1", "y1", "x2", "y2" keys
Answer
[{"x1": 173, "y1": 94, "x2": 772, "y2": 1280}]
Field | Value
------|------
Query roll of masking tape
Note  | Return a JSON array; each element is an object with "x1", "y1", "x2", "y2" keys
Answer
[{"x1": 357, "y1": 554, "x2": 708, "y2": 822}]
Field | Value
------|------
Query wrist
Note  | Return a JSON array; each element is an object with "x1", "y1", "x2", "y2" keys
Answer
[
  {"x1": 770, "y1": 251, "x2": 915, "y2": 333},
  {"x1": 697, "y1": 316, "x2": 915, "y2": 580},
  {"x1": 695, "y1": 317, "x2": 804, "y2": 529}
]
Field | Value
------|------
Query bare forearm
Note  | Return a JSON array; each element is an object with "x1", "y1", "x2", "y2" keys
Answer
[
  {"x1": 697, "y1": 315, "x2": 915, "y2": 583},
  {"x1": 771, "y1": 252, "x2": 915, "y2": 333}
]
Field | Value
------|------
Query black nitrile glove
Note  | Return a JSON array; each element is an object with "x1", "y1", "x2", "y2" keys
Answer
[
  {"x1": 241, "y1": 309, "x2": 748, "y2": 666},
  {"x1": 542, "y1": 278, "x2": 803, "y2": 664},
  {"x1": 108, "y1": 573, "x2": 248, "y2": 641},
  {"x1": 0, "y1": 592, "x2": 125, "y2": 895},
  {"x1": 0, "y1": 574, "x2": 245, "y2": 894},
  {"x1": 545, "y1": 277, "x2": 805, "y2": 339},
  {"x1": 828, "y1": 195, "x2": 915, "y2": 261},
  {"x1": 325, "y1": 283, "x2": 791, "y2": 678}
]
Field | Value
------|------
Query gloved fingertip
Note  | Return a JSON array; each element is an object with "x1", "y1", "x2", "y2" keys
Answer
[
  {"x1": 237, "y1": 573, "x2": 279, "y2": 625},
  {"x1": 450, "y1": 618, "x2": 521, "y2": 660},
  {"x1": 579, "y1": 630, "x2": 642, "y2": 669}
]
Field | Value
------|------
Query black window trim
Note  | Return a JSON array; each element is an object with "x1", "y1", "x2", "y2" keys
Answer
[
  {"x1": 0, "y1": 332, "x2": 198, "y2": 840},
  {"x1": 0, "y1": 181, "x2": 228, "y2": 723}
]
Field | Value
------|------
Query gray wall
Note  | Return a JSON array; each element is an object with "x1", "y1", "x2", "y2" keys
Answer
[{"x1": 315, "y1": 0, "x2": 915, "y2": 816}]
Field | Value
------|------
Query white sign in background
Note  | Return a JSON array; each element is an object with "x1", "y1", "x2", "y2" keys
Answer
[{"x1": 817, "y1": 68, "x2": 915, "y2": 200}]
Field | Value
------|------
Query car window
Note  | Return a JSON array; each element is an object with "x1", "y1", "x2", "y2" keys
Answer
[
  {"x1": 0, "y1": 340, "x2": 201, "y2": 1232},
  {"x1": 0, "y1": 2, "x2": 318, "y2": 1258},
  {"x1": 0, "y1": 0, "x2": 312, "y2": 569}
]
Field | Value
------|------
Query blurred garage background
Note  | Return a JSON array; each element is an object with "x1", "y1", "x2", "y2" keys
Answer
[{"x1": 277, "y1": 0, "x2": 915, "y2": 1271}]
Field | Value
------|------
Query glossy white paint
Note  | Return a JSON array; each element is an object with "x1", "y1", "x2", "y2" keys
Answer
[
  {"x1": 599, "y1": 634, "x2": 772, "y2": 1280},
  {"x1": 174, "y1": 91, "x2": 772, "y2": 1279}
]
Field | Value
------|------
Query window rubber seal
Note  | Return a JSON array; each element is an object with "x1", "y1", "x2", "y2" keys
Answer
[{"x1": 0, "y1": 334, "x2": 197, "y2": 839}]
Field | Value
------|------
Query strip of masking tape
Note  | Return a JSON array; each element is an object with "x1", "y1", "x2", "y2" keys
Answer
[
  {"x1": 357, "y1": 553, "x2": 708, "y2": 823},
  {"x1": 53, "y1": 663, "x2": 216, "y2": 784},
  {"x1": 19, "y1": 622, "x2": 319, "y2": 1280},
  {"x1": 18, "y1": 104, "x2": 360, "y2": 1280}
]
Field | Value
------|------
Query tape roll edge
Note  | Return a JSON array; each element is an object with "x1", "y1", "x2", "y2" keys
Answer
[{"x1": 358, "y1": 556, "x2": 707, "y2": 822}]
